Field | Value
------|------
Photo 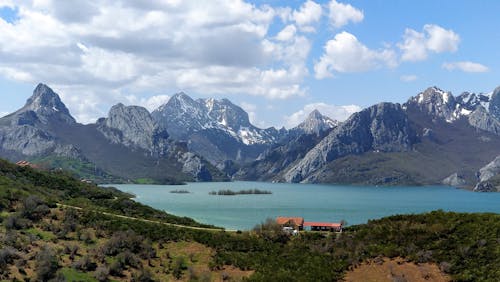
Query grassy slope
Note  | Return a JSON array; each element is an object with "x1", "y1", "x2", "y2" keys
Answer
[
  {"x1": 0, "y1": 159, "x2": 215, "y2": 228},
  {"x1": 0, "y1": 158, "x2": 499, "y2": 281}
]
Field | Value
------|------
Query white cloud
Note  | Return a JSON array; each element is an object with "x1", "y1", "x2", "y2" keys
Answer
[
  {"x1": 400, "y1": 74, "x2": 418, "y2": 82},
  {"x1": 276, "y1": 24, "x2": 296, "y2": 41},
  {"x1": 399, "y1": 24, "x2": 460, "y2": 62},
  {"x1": 239, "y1": 101, "x2": 258, "y2": 125},
  {"x1": 314, "y1": 31, "x2": 397, "y2": 79},
  {"x1": 0, "y1": 67, "x2": 34, "y2": 82},
  {"x1": 125, "y1": 94, "x2": 171, "y2": 112},
  {"x1": 442, "y1": 61, "x2": 489, "y2": 73},
  {"x1": 0, "y1": 0, "x2": 312, "y2": 124},
  {"x1": 292, "y1": 0, "x2": 322, "y2": 32},
  {"x1": 0, "y1": 0, "x2": 14, "y2": 8},
  {"x1": 285, "y1": 102, "x2": 361, "y2": 128},
  {"x1": 328, "y1": 0, "x2": 363, "y2": 28}
]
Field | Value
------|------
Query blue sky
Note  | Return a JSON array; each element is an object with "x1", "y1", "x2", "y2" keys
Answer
[{"x1": 0, "y1": 0, "x2": 498, "y2": 128}]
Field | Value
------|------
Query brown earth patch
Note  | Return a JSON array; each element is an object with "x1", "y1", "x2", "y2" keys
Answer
[{"x1": 343, "y1": 257, "x2": 451, "y2": 282}]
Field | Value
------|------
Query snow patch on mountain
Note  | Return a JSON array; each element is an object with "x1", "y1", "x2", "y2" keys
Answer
[{"x1": 152, "y1": 92, "x2": 281, "y2": 145}]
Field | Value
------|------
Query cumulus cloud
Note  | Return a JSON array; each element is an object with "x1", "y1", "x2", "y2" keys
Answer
[
  {"x1": 0, "y1": 0, "x2": 14, "y2": 8},
  {"x1": 125, "y1": 94, "x2": 171, "y2": 112},
  {"x1": 276, "y1": 24, "x2": 297, "y2": 41},
  {"x1": 0, "y1": 0, "x2": 313, "y2": 123},
  {"x1": 0, "y1": 67, "x2": 34, "y2": 82},
  {"x1": 442, "y1": 61, "x2": 489, "y2": 73},
  {"x1": 328, "y1": 0, "x2": 363, "y2": 28},
  {"x1": 400, "y1": 74, "x2": 418, "y2": 82},
  {"x1": 292, "y1": 0, "x2": 322, "y2": 32},
  {"x1": 239, "y1": 101, "x2": 259, "y2": 125},
  {"x1": 285, "y1": 102, "x2": 361, "y2": 128},
  {"x1": 399, "y1": 24, "x2": 460, "y2": 62},
  {"x1": 314, "y1": 32, "x2": 397, "y2": 79}
]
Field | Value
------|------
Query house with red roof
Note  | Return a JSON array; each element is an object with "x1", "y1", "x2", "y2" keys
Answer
[{"x1": 276, "y1": 216, "x2": 304, "y2": 231}]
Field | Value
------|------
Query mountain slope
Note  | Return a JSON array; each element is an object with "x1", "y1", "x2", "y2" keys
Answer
[
  {"x1": 152, "y1": 93, "x2": 285, "y2": 165},
  {"x1": 235, "y1": 110, "x2": 337, "y2": 181},
  {"x1": 283, "y1": 102, "x2": 416, "y2": 183},
  {"x1": 277, "y1": 86, "x2": 500, "y2": 187},
  {"x1": 0, "y1": 84, "x2": 226, "y2": 183}
]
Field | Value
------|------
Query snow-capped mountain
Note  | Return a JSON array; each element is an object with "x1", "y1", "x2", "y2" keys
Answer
[
  {"x1": 235, "y1": 109, "x2": 337, "y2": 181},
  {"x1": 293, "y1": 109, "x2": 338, "y2": 136},
  {"x1": 0, "y1": 84, "x2": 226, "y2": 183},
  {"x1": 405, "y1": 86, "x2": 500, "y2": 135},
  {"x1": 152, "y1": 92, "x2": 285, "y2": 164}
]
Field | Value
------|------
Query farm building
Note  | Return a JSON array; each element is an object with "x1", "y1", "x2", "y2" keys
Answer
[
  {"x1": 304, "y1": 221, "x2": 343, "y2": 232},
  {"x1": 276, "y1": 217, "x2": 304, "y2": 230}
]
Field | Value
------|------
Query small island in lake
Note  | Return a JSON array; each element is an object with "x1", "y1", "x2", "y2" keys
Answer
[
  {"x1": 209, "y1": 189, "x2": 272, "y2": 195},
  {"x1": 170, "y1": 189, "x2": 190, "y2": 194}
]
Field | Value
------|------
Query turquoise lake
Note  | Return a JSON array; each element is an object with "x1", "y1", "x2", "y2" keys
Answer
[{"x1": 109, "y1": 182, "x2": 500, "y2": 230}]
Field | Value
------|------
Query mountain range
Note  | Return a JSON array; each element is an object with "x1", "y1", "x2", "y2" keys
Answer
[{"x1": 1, "y1": 83, "x2": 499, "y2": 191}]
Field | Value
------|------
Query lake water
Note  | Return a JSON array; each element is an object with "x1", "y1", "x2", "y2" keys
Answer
[{"x1": 108, "y1": 182, "x2": 500, "y2": 230}]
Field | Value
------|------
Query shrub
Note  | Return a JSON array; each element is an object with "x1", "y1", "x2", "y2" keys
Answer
[
  {"x1": 94, "y1": 265, "x2": 110, "y2": 282},
  {"x1": 109, "y1": 260, "x2": 124, "y2": 277},
  {"x1": 132, "y1": 268, "x2": 154, "y2": 282},
  {"x1": 72, "y1": 255, "x2": 97, "y2": 271},
  {"x1": 21, "y1": 195, "x2": 49, "y2": 221},
  {"x1": 172, "y1": 257, "x2": 187, "y2": 280},
  {"x1": 4, "y1": 214, "x2": 31, "y2": 230},
  {"x1": 116, "y1": 250, "x2": 140, "y2": 268},
  {"x1": 0, "y1": 247, "x2": 18, "y2": 271},
  {"x1": 35, "y1": 246, "x2": 59, "y2": 281}
]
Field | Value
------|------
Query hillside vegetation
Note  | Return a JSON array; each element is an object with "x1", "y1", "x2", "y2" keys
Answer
[{"x1": 0, "y1": 159, "x2": 499, "y2": 281}]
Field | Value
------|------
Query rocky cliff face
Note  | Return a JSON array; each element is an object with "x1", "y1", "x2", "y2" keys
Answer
[
  {"x1": 17, "y1": 83, "x2": 76, "y2": 125},
  {"x1": 235, "y1": 110, "x2": 337, "y2": 181},
  {"x1": 0, "y1": 84, "x2": 226, "y2": 182},
  {"x1": 406, "y1": 86, "x2": 500, "y2": 136},
  {"x1": 474, "y1": 155, "x2": 500, "y2": 192},
  {"x1": 97, "y1": 103, "x2": 159, "y2": 153},
  {"x1": 406, "y1": 87, "x2": 457, "y2": 122},
  {"x1": 283, "y1": 103, "x2": 416, "y2": 183},
  {"x1": 152, "y1": 92, "x2": 284, "y2": 164},
  {"x1": 0, "y1": 84, "x2": 80, "y2": 157},
  {"x1": 293, "y1": 109, "x2": 338, "y2": 136}
]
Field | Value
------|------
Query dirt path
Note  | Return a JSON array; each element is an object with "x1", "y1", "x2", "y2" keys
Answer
[{"x1": 56, "y1": 203, "x2": 237, "y2": 233}]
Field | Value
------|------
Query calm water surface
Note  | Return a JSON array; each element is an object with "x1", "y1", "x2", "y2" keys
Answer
[{"x1": 108, "y1": 182, "x2": 500, "y2": 230}]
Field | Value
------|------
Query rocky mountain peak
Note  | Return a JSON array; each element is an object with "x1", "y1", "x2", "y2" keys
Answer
[
  {"x1": 283, "y1": 102, "x2": 416, "y2": 183},
  {"x1": 19, "y1": 83, "x2": 75, "y2": 124},
  {"x1": 406, "y1": 86, "x2": 457, "y2": 123},
  {"x1": 98, "y1": 103, "x2": 156, "y2": 152},
  {"x1": 417, "y1": 86, "x2": 454, "y2": 106},
  {"x1": 200, "y1": 97, "x2": 251, "y2": 130},
  {"x1": 295, "y1": 109, "x2": 338, "y2": 136},
  {"x1": 489, "y1": 86, "x2": 500, "y2": 120}
]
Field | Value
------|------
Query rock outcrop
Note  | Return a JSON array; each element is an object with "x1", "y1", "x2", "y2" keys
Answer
[
  {"x1": 152, "y1": 92, "x2": 284, "y2": 164},
  {"x1": 283, "y1": 103, "x2": 416, "y2": 183},
  {"x1": 442, "y1": 173, "x2": 467, "y2": 187}
]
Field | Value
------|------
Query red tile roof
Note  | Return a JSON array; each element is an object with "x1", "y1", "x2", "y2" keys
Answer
[
  {"x1": 276, "y1": 217, "x2": 304, "y2": 226},
  {"x1": 303, "y1": 222, "x2": 342, "y2": 228},
  {"x1": 15, "y1": 160, "x2": 40, "y2": 169}
]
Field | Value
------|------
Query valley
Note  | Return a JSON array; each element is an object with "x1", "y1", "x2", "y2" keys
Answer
[
  {"x1": 0, "y1": 158, "x2": 499, "y2": 281},
  {"x1": 1, "y1": 84, "x2": 499, "y2": 191}
]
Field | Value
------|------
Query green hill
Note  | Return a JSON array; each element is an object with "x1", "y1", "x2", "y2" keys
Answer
[{"x1": 0, "y1": 159, "x2": 498, "y2": 281}]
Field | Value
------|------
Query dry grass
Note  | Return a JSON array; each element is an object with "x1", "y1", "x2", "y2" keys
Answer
[{"x1": 343, "y1": 257, "x2": 451, "y2": 282}]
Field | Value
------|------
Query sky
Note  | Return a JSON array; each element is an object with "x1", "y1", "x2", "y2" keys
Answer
[{"x1": 0, "y1": 0, "x2": 498, "y2": 128}]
